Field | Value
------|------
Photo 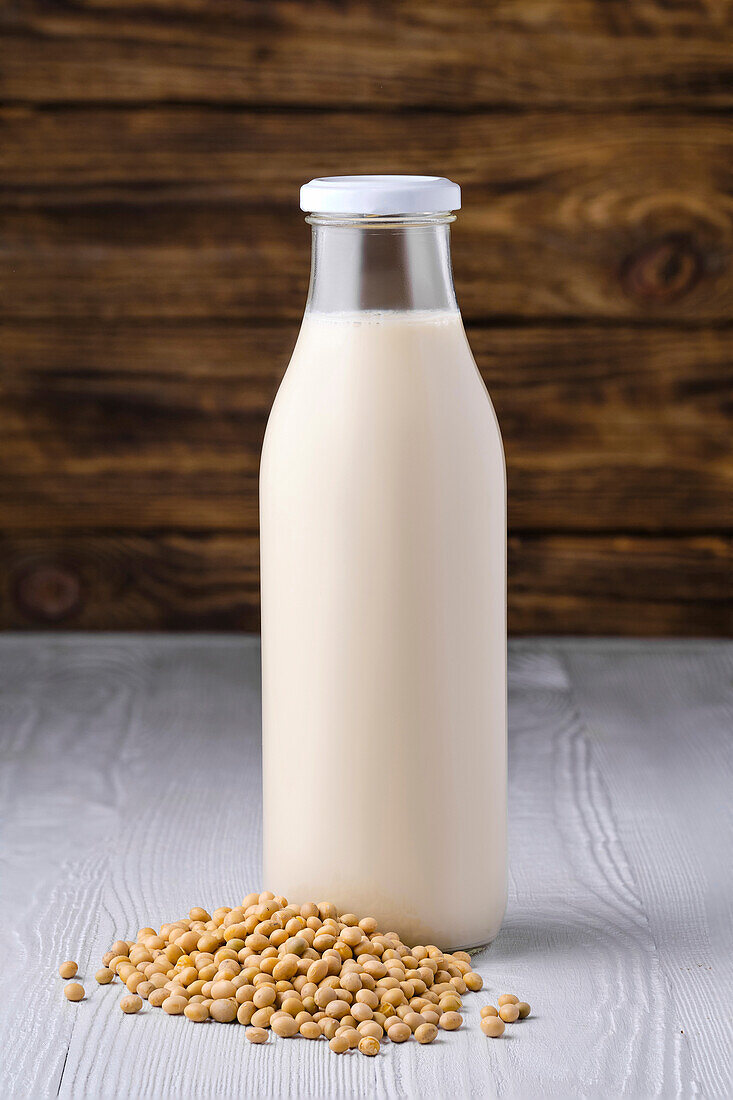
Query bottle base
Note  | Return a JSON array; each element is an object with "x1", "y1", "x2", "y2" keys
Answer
[{"x1": 451, "y1": 936, "x2": 498, "y2": 954}]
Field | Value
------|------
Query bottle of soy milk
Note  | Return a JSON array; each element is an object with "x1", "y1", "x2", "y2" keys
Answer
[{"x1": 260, "y1": 176, "x2": 506, "y2": 949}]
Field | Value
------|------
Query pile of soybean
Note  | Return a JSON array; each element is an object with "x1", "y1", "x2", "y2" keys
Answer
[{"x1": 59, "y1": 891, "x2": 530, "y2": 1054}]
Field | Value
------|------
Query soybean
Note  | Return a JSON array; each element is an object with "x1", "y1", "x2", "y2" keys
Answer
[
  {"x1": 246, "y1": 1027, "x2": 269, "y2": 1044},
  {"x1": 338, "y1": 1027, "x2": 361, "y2": 1049},
  {"x1": 272, "y1": 1014, "x2": 299, "y2": 1037},
  {"x1": 87, "y1": 893, "x2": 529, "y2": 1057},
  {"x1": 415, "y1": 1022, "x2": 438, "y2": 1044},
  {"x1": 211, "y1": 979, "x2": 236, "y2": 1000},
  {"x1": 210, "y1": 999, "x2": 238, "y2": 1023},
  {"x1": 237, "y1": 1001, "x2": 256, "y2": 1025},
  {"x1": 439, "y1": 1011, "x2": 462, "y2": 1031},
  {"x1": 386, "y1": 1021, "x2": 411, "y2": 1043}
]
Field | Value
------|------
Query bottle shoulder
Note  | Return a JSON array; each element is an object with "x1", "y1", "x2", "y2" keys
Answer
[
  {"x1": 262, "y1": 311, "x2": 504, "y2": 462},
  {"x1": 273, "y1": 312, "x2": 497, "y2": 400}
]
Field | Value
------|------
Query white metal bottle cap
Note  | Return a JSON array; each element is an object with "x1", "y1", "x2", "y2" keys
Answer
[{"x1": 300, "y1": 175, "x2": 461, "y2": 215}]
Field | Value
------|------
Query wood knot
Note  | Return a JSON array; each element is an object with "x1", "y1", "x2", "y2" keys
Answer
[
  {"x1": 14, "y1": 563, "x2": 82, "y2": 623},
  {"x1": 621, "y1": 234, "x2": 702, "y2": 303}
]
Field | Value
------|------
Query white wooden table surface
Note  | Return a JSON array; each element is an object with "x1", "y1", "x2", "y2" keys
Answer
[{"x1": 1, "y1": 636, "x2": 731, "y2": 1099}]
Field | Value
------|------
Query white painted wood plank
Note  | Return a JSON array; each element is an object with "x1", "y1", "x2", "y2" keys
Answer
[
  {"x1": 495, "y1": 647, "x2": 687, "y2": 1098},
  {"x1": 560, "y1": 640, "x2": 733, "y2": 1097},
  {"x1": 0, "y1": 638, "x2": 151, "y2": 1097},
  {"x1": 1, "y1": 636, "x2": 731, "y2": 1098}
]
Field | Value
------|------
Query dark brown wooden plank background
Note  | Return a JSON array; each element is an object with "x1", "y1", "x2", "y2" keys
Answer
[{"x1": 1, "y1": 0, "x2": 731, "y2": 635}]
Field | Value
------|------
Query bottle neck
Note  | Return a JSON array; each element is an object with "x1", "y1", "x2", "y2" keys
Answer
[{"x1": 304, "y1": 213, "x2": 458, "y2": 315}]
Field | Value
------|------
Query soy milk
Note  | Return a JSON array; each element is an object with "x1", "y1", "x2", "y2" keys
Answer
[{"x1": 260, "y1": 178, "x2": 506, "y2": 948}]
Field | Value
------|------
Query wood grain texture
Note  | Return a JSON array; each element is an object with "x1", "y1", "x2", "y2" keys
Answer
[
  {"x1": 1, "y1": 637, "x2": 731, "y2": 1097},
  {"x1": 2, "y1": 320, "x2": 731, "y2": 535},
  {"x1": 508, "y1": 534, "x2": 732, "y2": 636},
  {"x1": 1, "y1": 532, "x2": 731, "y2": 636},
  {"x1": 4, "y1": 108, "x2": 733, "y2": 208},
  {"x1": 1, "y1": 0, "x2": 731, "y2": 107},
  {"x1": 1, "y1": 109, "x2": 731, "y2": 321},
  {"x1": 562, "y1": 641, "x2": 733, "y2": 1096},
  {"x1": 1, "y1": 3, "x2": 731, "y2": 637}
]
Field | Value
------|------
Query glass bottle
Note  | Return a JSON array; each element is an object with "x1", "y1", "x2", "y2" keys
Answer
[{"x1": 260, "y1": 176, "x2": 506, "y2": 949}]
